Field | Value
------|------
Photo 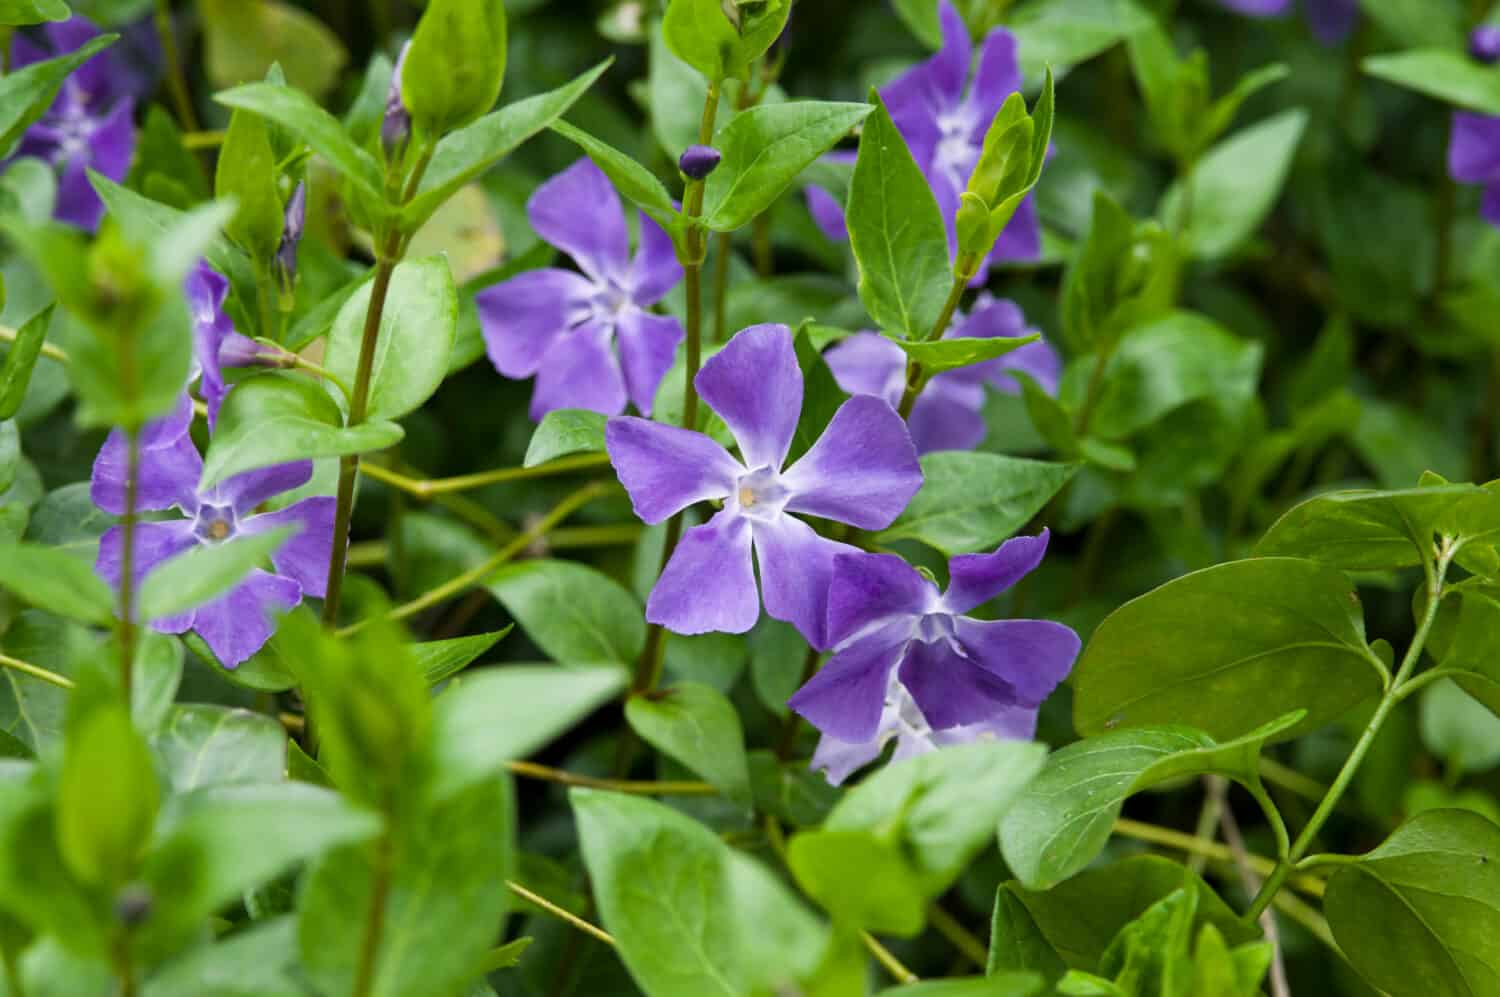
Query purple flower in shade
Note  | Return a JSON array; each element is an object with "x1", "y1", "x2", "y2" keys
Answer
[
  {"x1": 90, "y1": 402, "x2": 336, "y2": 668},
  {"x1": 787, "y1": 532, "x2": 1080, "y2": 785},
  {"x1": 11, "y1": 17, "x2": 137, "y2": 231},
  {"x1": 1450, "y1": 111, "x2": 1500, "y2": 230},
  {"x1": 477, "y1": 159, "x2": 685, "y2": 421},
  {"x1": 804, "y1": 150, "x2": 857, "y2": 242},
  {"x1": 824, "y1": 295, "x2": 1061, "y2": 454},
  {"x1": 881, "y1": 1, "x2": 1041, "y2": 280},
  {"x1": 606, "y1": 324, "x2": 923, "y2": 648},
  {"x1": 1216, "y1": 0, "x2": 1359, "y2": 46},
  {"x1": 185, "y1": 262, "x2": 265, "y2": 427}
]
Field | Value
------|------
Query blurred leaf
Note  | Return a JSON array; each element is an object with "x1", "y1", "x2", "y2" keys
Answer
[
  {"x1": 58, "y1": 697, "x2": 159, "y2": 885},
  {"x1": 401, "y1": 0, "x2": 507, "y2": 137},
  {"x1": 0, "y1": 542, "x2": 113, "y2": 624},
  {"x1": 1352, "y1": 397, "x2": 1466, "y2": 489},
  {"x1": 143, "y1": 916, "x2": 305, "y2": 997},
  {"x1": 1421, "y1": 679, "x2": 1500, "y2": 773},
  {"x1": 152, "y1": 705, "x2": 286, "y2": 791},
  {"x1": 199, "y1": 0, "x2": 348, "y2": 100},
  {"x1": 410, "y1": 629, "x2": 510, "y2": 685},
  {"x1": 1009, "y1": 0, "x2": 1153, "y2": 80},
  {"x1": 1364, "y1": 49, "x2": 1500, "y2": 115},
  {"x1": 138, "y1": 526, "x2": 293, "y2": 623},
  {"x1": 648, "y1": 29, "x2": 733, "y2": 158},
  {"x1": 0, "y1": 34, "x2": 115, "y2": 157},
  {"x1": 215, "y1": 82, "x2": 384, "y2": 200},
  {"x1": 876, "y1": 452, "x2": 1076, "y2": 555},
  {"x1": 626, "y1": 682, "x2": 752, "y2": 806},
  {"x1": 485, "y1": 559, "x2": 645, "y2": 665},
  {"x1": 0, "y1": 306, "x2": 52, "y2": 422},
  {"x1": 0, "y1": 0, "x2": 68, "y2": 24},
  {"x1": 788, "y1": 829, "x2": 927, "y2": 935}
]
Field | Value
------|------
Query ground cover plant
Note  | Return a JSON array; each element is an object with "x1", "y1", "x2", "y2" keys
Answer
[{"x1": 2, "y1": 0, "x2": 1500, "y2": 993}]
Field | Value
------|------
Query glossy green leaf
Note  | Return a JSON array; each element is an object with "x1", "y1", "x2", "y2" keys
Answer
[
  {"x1": 0, "y1": 543, "x2": 113, "y2": 625},
  {"x1": 846, "y1": 95, "x2": 950, "y2": 341},
  {"x1": 703, "y1": 101, "x2": 874, "y2": 233},
  {"x1": 1072, "y1": 558, "x2": 1385, "y2": 740},
  {"x1": 989, "y1": 887, "x2": 1068, "y2": 981},
  {"x1": 200, "y1": 373, "x2": 404, "y2": 489},
  {"x1": 0, "y1": 34, "x2": 115, "y2": 156},
  {"x1": 663, "y1": 0, "x2": 790, "y2": 82},
  {"x1": 410, "y1": 629, "x2": 510, "y2": 685},
  {"x1": 1255, "y1": 485, "x2": 1485, "y2": 570},
  {"x1": 215, "y1": 108, "x2": 283, "y2": 260},
  {"x1": 152, "y1": 705, "x2": 286, "y2": 791},
  {"x1": 550, "y1": 119, "x2": 684, "y2": 236},
  {"x1": 214, "y1": 82, "x2": 385, "y2": 200},
  {"x1": 1364, "y1": 49, "x2": 1500, "y2": 116},
  {"x1": 1325, "y1": 809, "x2": 1500, "y2": 997},
  {"x1": 523, "y1": 409, "x2": 607, "y2": 467},
  {"x1": 0, "y1": 306, "x2": 52, "y2": 422},
  {"x1": 325, "y1": 256, "x2": 457, "y2": 421},
  {"x1": 427, "y1": 666, "x2": 625, "y2": 804},
  {"x1": 876, "y1": 452, "x2": 1077, "y2": 555},
  {"x1": 1000, "y1": 713, "x2": 1301, "y2": 889},
  {"x1": 137, "y1": 526, "x2": 293, "y2": 623},
  {"x1": 626, "y1": 682, "x2": 752, "y2": 806},
  {"x1": 898, "y1": 333, "x2": 1043, "y2": 374},
  {"x1": 485, "y1": 559, "x2": 645, "y2": 665}
]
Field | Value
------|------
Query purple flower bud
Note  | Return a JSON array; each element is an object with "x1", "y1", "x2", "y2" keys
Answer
[
  {"x1": 115, "y1": 884, "x2": 153, "y2": 926},
  {"x1": 274, "y1": 182, "x2": 306, "y2": 294},
  {"x1": 1471, "y1": 26, "x2": 1500, "y2": 64},
  {"x1": 679, "y1": 144, "x2": 722, "y2": 180},
  {"x1": 383, "y1": 42, "x2": 413, "y2": 160}
]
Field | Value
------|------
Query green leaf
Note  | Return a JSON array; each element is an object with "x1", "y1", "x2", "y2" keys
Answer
[
  {"x1": 1160, "y1": 109, "x2": 1307, "y2": 260},
  {"x1": 846, "y1": 95, "x2": 950, "y2": 341},
  {"x1": 199, "y1": 0, "x2": 348, "y2": 101},
  {"x1": 0, "y1": 613, "x2": 89, "y2": 760},
  {"x1": 523, "y1": 409, "x2": 607, "y2": 467},
  {"x1": 897, "y1": 333, "x2": 1043, "y2": 375},
  {"x1": 215, "y1": 108, "x2": 284, "y2": 260},
  {"x1": 1440, "y1": 587, "x2": 1500, "y2": 719},
  {"x1": 648, "y1": 29, "x2": 733, "y2": 158},
  {"x1": 1357, "y1": 0, "x2": 1465, "y2": 49},
  {"x1": 143, "y1": 916, "x2": 306, "y2": 997},
  {"x1": 789, "y1": 326, "x2": 849, "y2": 464},
  {"x1": 891, "y1": 0, "x2": 942, "y2": 48},
  {"x1": 0, "y1": 34, "x2": 115, "y2": 156},
  {"x1": 787, "y1": 829, "x2": 927, "y2": 935},
  {"x1": 200, "y1": 373, "x2": 404, "y2": 489},
  {"x1": 999, "y1": 714, "x2": 1301, "y2": 890},
  {"x1": 1004, "y1": 855, "x2": 1260, "y2": 969},
  {"x1": 1255, "y1": 485, "x2": 1486, "y2": 571},
  {"x1": 410, "y1": 629, "x2": 510, "y2": 685},
  {"x1": 88, "y1": 174, "x2": 243, "y2": 282},
  {"x1": 703, "y1": 101, "x2": 874, "y2": 233},
  {"x1": 877, "y1": 977, "x2": 1046, "y2": 997},
  {"x1": 325, "y1": 256, "x2": 457, "y2": 420},
  {"x1": 0, "y1": 422, "x2": 14, "y2": 496},
  {"x1": 550, "y1": 119, "x2": 684, "y2": 236},
  {"x1": 1325, "y1": 810, "x2": 1500, "y2": 997},
  {"x1": 405, "y1": 60, "x2": 611, "y2": 229},
  {"x1": 1420, "y1": 679, "x2": 1500, "y2": 774},
  {"x1": 427, "y1": 666, "x2": 625, "y2": 805},
  {"x1": 876, "y1": 452, "x2": 1077, "y2": 555},
  {"x1": 0, "y1": 543, "x2": 113, "y2": 625},
  {"x1": 215, "y1": 82, "x2": 385, "y2": 200},
  {"x1": 1364, "y1": 49, "x2": 1500, "y2": 116},
  {"x1": 0, "y1": 0, "x2": 68, "y2": 25},
  {"x1": 58, "y1": 699, "x2": 159, "y2": 886},
  {"x1": 0, "y1": 306, "x2": 52, "y2": 421},
  {"x1": 1072, "y1": 558, "x2": 1385, "y2": 741},
  {"x1": 663, "y1": 0, "x2": 790, "y2": 81},
  {"x1": 989, "y1": 887, "x2": 1067, "y2": 981},
  {"x1": 571, "y1": 788, "x2": 825, "y2": 997},
  {"x1": 485, "y1": 559, "x2": 645, "y2": 665},
  {"x1": 1009, "y1": 0, "x2": 1154, "y2": 80},
  {"x1": 626, "y1": 682, "x2": 751, "y2": 806},
  {"x1": 137, "y1": 526, "x2": 293, "y2": 623},
  {"x1": 401, "y1": 0, "x2": 507, "y2": 137},
  {"x1": 152, "y1": 705, "x2": 286, "y2": 791},
  {"x1": 131, "y1": 632, "x2": 184, "y2": 734}
]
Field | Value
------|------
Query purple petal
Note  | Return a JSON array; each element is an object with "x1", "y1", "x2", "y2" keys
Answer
[
  {"x1": 987, "y1": 193, "x2": 1042, "y2": 265},
  {"x1": 54, "y1": 154, "x2": 104, "y2": 231},
  {"x1": 528, "y1": 159, "x2": 630, "y2": 284},
  {"x1": 9, "y1": 31, "x2": 49, "y2": 72},
  {"x1": 1303, "y1": 0, "x2": 1357, "y2": 45},
  {"x1": 1484, "y1": 184, "x2": 1500, "y2": 229},
  {"x1": 823, "y1": 332, "x2": 904, "y2": 408},
  {"x1": 530, "y1": 321, "x2": 627, "y2": 420},
  {"x1": 605, "y1": 416, "x2": 739, "y2": 524},
  {"x1": 240, "y1": 497, "x2": 336, "y2": 598},
  {"x1": 186, "y1": 263, "x2": 237, "y2": 425},
  {"x1": 696, "y1": 323, "x2": 802, "y2": 470},
  {"x1": 1450, "y1": 112, "x2": 1500, "y2": 186},
  {"x1": 647, "y1": 509, "x2": 760, "y2": 635},
  {"x1": 809, "y1": 729, "x2": 887, "y2": 786},
  {"x1": 788, "y1": 623, "x2": 908, "y2": 741},
  {"x1": 826, "y1": 550, "x2": 931, "y2": 648},
  {"x1": 883, "y1": 0, "x2": 970, "y2": 170},
  {"x1": 898, "y1": 638, "x2": 1019, "y2": 730},
  {"x1": 953, "y1": 617, "x2": 1080, "y2": 707},
  {"x1": 614, "y1": 308, "x2": 683, "y2": 416},
  {"x1": 1217, "y1": 0, "x2": 1291, "y2": 13},
  {"x1": 211, "y1": 462, "x2": 313, "y2": 516},
  {"x1": 477, "y1": 268, "x2": 596, "y2": 379},
  {"x1": 908, "y1": 379, "x2": 987, "y2": 454},
  {"x1": 969, "y1": 29, "x2": 1022, "y2": 134},
  {"x1": 782, "y1": 395, "x2": 922, "y2": 530},
  {"x1": 990, "y1": 339, "x2": 1062, "y2": 396},
  {"x1": 191, "y1": 569, "x2": 302, "y2": 668},
  {"x1": 627, "y1": 213, "x2": 683, "y2": 305},
  {"x1": 91, "y1": 402, "x2": 202, "y2": 516},
  {"x1": 805, "y1": 185, "x2": 848, "y2": 242},
  {"x1": 943, "y1": 530, "x2": 1051, "y2": 615},
  {"x1": 97, "y1": 521, "x2": 199, "y2": 630},
  {"x1": 87, "y1": 97, "x2": 136, "y2": 183},
  {"x1": 751, "y1": 513, "x2": 853, "y2": 649},
  {"x1": 931, "y1": 704, "x2": 1038, "y2": 746}
]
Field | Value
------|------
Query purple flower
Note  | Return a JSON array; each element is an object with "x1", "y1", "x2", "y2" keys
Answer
[
  {"x1": 477, "y1": 159, "x2": 685, "y2": 421},
  {"x1": 1216, "y1": 0, "x2": 1359, "y2": 46},
  {"x1": 606, "y1": 324, "x2": 922, "y2": 648},
  {"x1": 1449, "y1": 111, "x2": 1500, "y2": 229},
  {"x1": 824, "y1": 296, "x2": 1061, "y2": 454},
  {"x1": 11, "y1": 17, "x2": 137, "y2": 231},
  {"x1": 881, "y1": 1, "x2": 1041, "y2": 279},
  {"x1": 788, "y1": 532, "x2": 1079, "y2": 784},
  {"x1": 1472, "y1": 26, "x2": 1500, "y2": 64},
  {"x1": 90, "y1": 402, "x2": 336, "y2": 668},
  {"x1": 382, "y1": 42, "x2": 411, "y2": 160},
  {"x1": 185, "y1": 262, "x2": 265, "y2": 427}
]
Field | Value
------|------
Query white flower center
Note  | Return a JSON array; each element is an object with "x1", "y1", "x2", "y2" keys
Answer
[
  {"x1": 732, "y1": 465, "x2": 789, "y2": 521},
  {"x1": 53, "y1": 101, "x2": 98, "y2": 164},
  {"x1": 934, "y1": 108, "x2": 979, "y2": 183},
  {"x1": 193, "y1": 503, "x2": 238, "y2": 544}
]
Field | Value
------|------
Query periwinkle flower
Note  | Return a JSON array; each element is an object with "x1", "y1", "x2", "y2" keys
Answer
[
  {"x1": 1449, "y1": 29, "x2": 1500, "y2": 231},
  {"x1": 91, "y1": 402, "x2": 336, "y2": 668},
  {"x1": 824, "y1": 295, "x2": 1061, "y2": 454},
  {"x1": 478, "y1": 159, "x2": 685, "y2": 420},
  {"x1": 606, "y1": 324, "x2": 922, "y2": 648},
  {"x1": 11, "y1": 17, "x2": 137, "y2": 231},
  {"x1": 1216, "y1": 0, "x2": 1358, "y2": 46},
  {"x1": 186, "y1": 262, "x2": 265, "y2": 426},
  {"x1": 882, "y1": 1, "x2": 1041, "y2": 278},
  {"x1": 788, "y1": 532, "x2": 1080, "y2": 784}
]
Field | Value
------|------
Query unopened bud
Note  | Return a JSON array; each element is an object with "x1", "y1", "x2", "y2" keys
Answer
[
  {"x1": 679, "y1": 145, "x2": 722, "y2": 180},
  {"x1": 115, "y1": 884, "x2": 153, "y2": 927},
  {"x1": 273, "y1": 182, "x2": 306, "y2": 297},
  {"x1": 382, "y1": 42, "x2": 413, "y2": 160},
  {"x1": 1471, "y1": 26, "x2": 1500, "y2": 64}
]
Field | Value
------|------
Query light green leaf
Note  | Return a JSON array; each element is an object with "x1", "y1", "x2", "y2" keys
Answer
[
  {"x1": 0, "y1": 0, "x2": 68, "y2": 25},
  {"x1": 1255, "y1": 485, "x2": 1486, "y2": 571},
  {"x1": 200, "y1": 0, "x2": 348, "y2": 100},
  {"x1": 1364, "y1": 49, "x2": 1500, "y2": 116},
  {"x1": 550, "y1": 119, "x2": 684, "y2": 236},
  {"x1": 138, "y1": 526, "x2": 293, "y2": 623},
  {"x1": 143, "y1": 916, "x2": 305, "y2": 997},
  {"x1": 626, "y1": 682, "x2": 751, "y2": 806},
  {"x1": 663, "y1": 0, "x2": 790, "y2": 82},
  {"x1": 400, "y1": 0, "x2": 507, "y2": 137},
  {"x1": 876, "y1": 452, "x2": 1076, "y2": 555},
  {"x1": 788, "y1": 829, "x2": 927, "y2": 935},
  {"x1": 1009, "y1": 0, "x2": 1154, "y2": 80},
  {"x1": 214, "y1": 82, "x2": 385, "y2": 199},
  {"x1": 523, "y1": 409, "x2": 607, "y2": 467},
  {"x1": 0, "y1": 306, "x2": 52, "y2": 422},
  {"x1": 0, "y1": 543, "x2": 113, "y2": 625},
  {"x1": 485, "y1": 559, "x2": 645, "y2": 665},
  {"x1": 152, "y1": 705, "x2": 286, "y2": 791},
  {"x1": 410, "y1": 629, "x2": 510, "y2": 685},
  {"x1": 1421, "y1": 679, "x2": 1500, "y2": 774},
  {"x1": 897, "y1": 333, "x2": 1042, "y2": 375}
]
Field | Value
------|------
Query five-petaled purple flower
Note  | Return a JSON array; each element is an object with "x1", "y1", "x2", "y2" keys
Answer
[
  {"x1": 478, "y1": 159, "x2": 685, "y2": 421},
  {"x1": 12, "y1": 17, "x2": 137, "y2": 231},
  {"x1": 788, "y1": 532, "x2": 1079, "y2": 785},
  {"x1": 1216, "y1": 0, "x2": 1358, "y2": 46},
  {"x1": 1449, "y1": 29, "x2": 1500, "y2": 230},
  {"x1": 91, "y1": 401, "x2": 336, "y2": 668},
  {"x1": 186, "y1": 262, "x2": 264, "y2": 427},
  {"x1": 882, "y1": 1, "x2": 1041, "y2": 279},
  {"x1": 824, "y1": 295, "x2": 1061, "y2": 454},
  {"x1": 606, "y1": 324, "x2": 922, "y2": 648}
]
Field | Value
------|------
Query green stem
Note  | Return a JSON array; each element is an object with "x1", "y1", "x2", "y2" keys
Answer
[
  {"x1": 897, "y1": 274, "x2": 968, "y2": 420},
  {"x1": 1074, "y1": 344, "x2": 1116, "y2": 438},
  {"x1": 360, "y1": 453, "x2": 610, "y2": 498},
  {"x1": 1243, "y1": 545, "x2": 1453, "y2": 922},
  {"x1": 753, "y1": 213, "x2": 773, "y2": 277},
  {"x1": 505, "y1": 760, "x2": 715, "y2": 795},
  {"x1": 118, "y1": 431, "x2": 141, "y2": 697},
  {"x1": 3, "y1": 945, "x2": 24, "y2": 997},
  {"x1": 351, "y1": 831, "x2": 394, "y2": 997},
  {"x1": 154, "y1": 0, "x2": 199, "y2": 132},
  {"x1": 0, "y1": 652, "x2": 74, "y2": 690},
  {"x1": 0, "y1": 323, "x2": 67, "y2": 363}
]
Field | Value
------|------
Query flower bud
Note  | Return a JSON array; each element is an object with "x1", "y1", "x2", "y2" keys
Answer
[
  {"x1": 1471, "y1": 26, "x2": 1500, "y2": 64},
  {"x1": 115, "y1": 884, "x2": 154, "y2": 927},
  {"x1": 382, "y1": 42, "x2": 412, "y2": 161},
  {"x1": 679, "y1": 144, "x2": 722, "y2": 180},
  {"x1": 273, "y1": 182, "x2": 306, "y2": 297}
]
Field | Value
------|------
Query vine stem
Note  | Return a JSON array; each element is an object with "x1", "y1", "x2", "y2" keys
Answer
[
  {"x1": 351, "y1": 830, "x2": 394, "y2": 997},
  {"x1": 897, "y1": 274, "x2": 968, "y2": 421},
  {"x1": 0, "y1": 653, "x2": 74, "y2": 690},
  {"x1": 154, "y1": 0, "x2": 199, "y2": 132},
  {"x1": 1242, "y1": 544, "x2": 1455, "y2": 923},
  {"x1": 0, "y1": 323, "x2": 67, "y2": 363},
  {"x1": 505, "y1": 760, "x2": 714, "y2": 795},
  {"x1": 506, "y1": 881, "x2": 613, "y2": 945},
  {"x1": 359, "y1": 452, "x2": 610, "y2": 498},
  {"x1": 118, "y1": 430, "x2": 141, "y2": 696}
]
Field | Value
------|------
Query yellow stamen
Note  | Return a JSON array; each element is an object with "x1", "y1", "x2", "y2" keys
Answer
[{"x1": 738, "y1": 486, "x2": 756, "y2": 507}]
